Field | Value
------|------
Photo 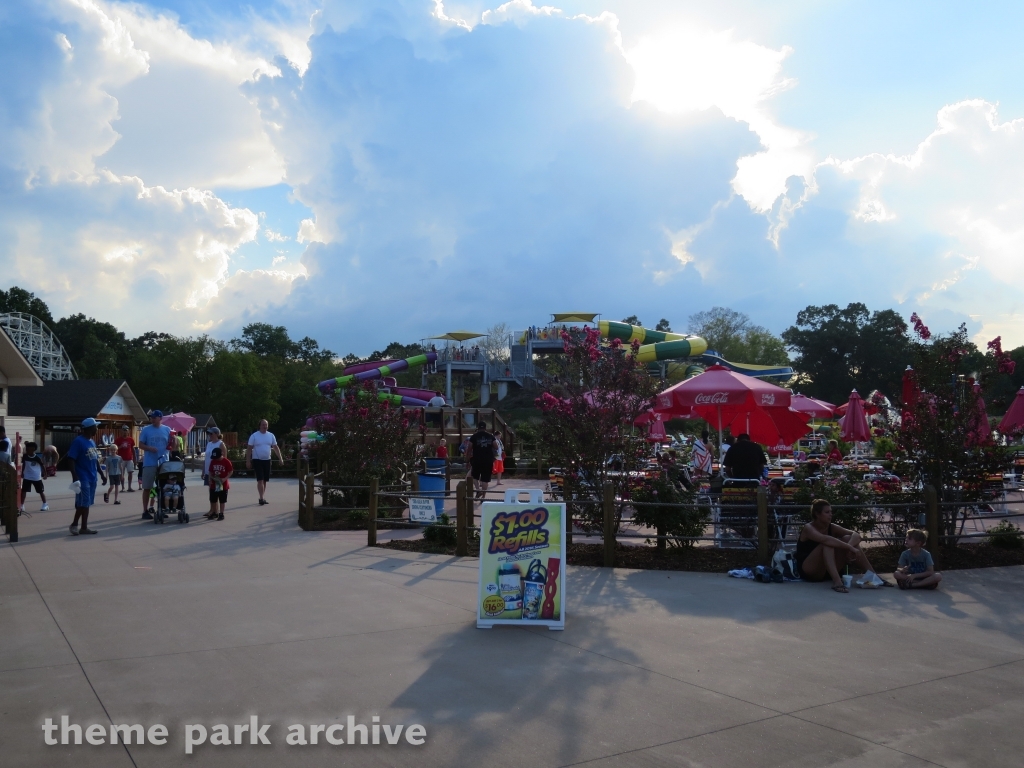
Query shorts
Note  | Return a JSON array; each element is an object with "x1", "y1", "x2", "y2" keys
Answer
[
  {"x1": 21, "y1": 479, "x2": 44, "y2": 494},
  {"x1": 492, "y1": 459, "x2": 505, "y2": 475},
  {"x1": 75, "y1": 481, "x2": 96, "y2": 509},
  {"x1": 471, "y1": 462, "x2": 492, "y2": 483},
  {"x1": 252, "y1": 459, "x2": 272, "y2": 482},
  {"x1": 108, "y1": 474, "x2": 121, "y2": 485},
  {"x1": 209, "y1": 489, "x2": 228, "y2": 504},
  {"x1": 141, "y1": 466, "x2": 159, "y2": 490}
]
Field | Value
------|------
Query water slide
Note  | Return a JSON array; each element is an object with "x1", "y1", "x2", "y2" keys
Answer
[
  {"x1": 598, "y1": 321, "x2": 792, "y2": 380},
  {"x1": 317, "y1": 352, "x2": 438, "y2": 394}
]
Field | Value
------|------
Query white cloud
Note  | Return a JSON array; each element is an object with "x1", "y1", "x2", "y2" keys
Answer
[
  {"x1": 296, "y1": 218, "x2": 325, "y2": 244},
  {"x1": 481, "y1": 1, "x2": 561, "y2": 27},
  {"x1": 264, "y1": 228, "x2": 289, "y2": 242},
  {"x1": 624, "y1": 25, "x2": 814, "y2": 215}
]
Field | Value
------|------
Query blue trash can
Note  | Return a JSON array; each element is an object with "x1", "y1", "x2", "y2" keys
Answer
[
  {"x1": 417, "y1": 472, "x2": 446, "y2": 516},
  {"x1": 425, "y1": 458, "x2": 447, "y2": 474}
]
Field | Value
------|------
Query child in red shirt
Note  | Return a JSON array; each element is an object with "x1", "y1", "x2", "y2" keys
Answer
[{"x1": 206, "y1": 447, "x2": 233, "y2": 521}]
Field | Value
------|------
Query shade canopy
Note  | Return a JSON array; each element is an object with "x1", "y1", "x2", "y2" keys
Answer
[
  {"x1": 790, "y1": 393, "x2": 836, "y2": 419},
  {"x1": 552, "y1": 313, "x2": 598, "y2": 323},
  {"x1": 428, "y1": 331, "x2": 487, "y2": 342},
  {"x1": 655, "y1": 365, "x2": 794, "y2": 418},
  {"x1": 839, "y1": 390, "x2": 871, "y2": 442},
  {"x1": 654, "y1": 364, "x2": 804, "y2": 445},
  {"x1": 162, "y1": 412, "x2": 196, "y2": 436},
  {"x1": 999, "y1": 387, "x2": 1024, "y2": 435}
]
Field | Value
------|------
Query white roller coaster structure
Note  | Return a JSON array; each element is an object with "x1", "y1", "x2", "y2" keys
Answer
[{"x1": 0, "y1": 312, "x2": 77, "y2": 380}]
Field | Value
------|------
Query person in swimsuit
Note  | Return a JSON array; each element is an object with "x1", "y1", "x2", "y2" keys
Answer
[{"x1": 795, "y1": 499, "x2": 885, "y2": 593}]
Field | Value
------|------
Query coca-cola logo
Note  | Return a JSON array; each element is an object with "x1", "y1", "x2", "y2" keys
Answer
[
  {"x1": 760, "y1": 394, "x2": 776, "y2": 405},
  {"x1": 657, "y1": 393, "x2": 673, "y2": 408},
  {"x1": 694, "y1": 392, "x2": 730, "y2": 405}
]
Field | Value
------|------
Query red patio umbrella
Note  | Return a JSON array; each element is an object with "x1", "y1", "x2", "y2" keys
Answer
[
  {"x1": 790, "y1": 393, "x2": 836, "y2": 419},
  {"x1": 655, "y1": 364, "x2": 796, "y2": 446},
  {"x1": 967, "y1": 383, "x2": 991, "y2": 446},
  {"x1": 727, "y1": 406, "x2": 811, "y2": 448},
  {"x1": 840, "y1": 390, "x2": 871, "y2": 446},
  {"x1": 999, "y1": 387, "x2": 1024, "y2": 436},
  {"x1": 901, "y1": 366, "x2": 920, "y2": 414}
]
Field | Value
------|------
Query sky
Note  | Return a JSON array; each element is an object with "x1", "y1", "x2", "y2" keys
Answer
[{"x1": 3, "y1": 0, "x2": 1024, "y2": 356}]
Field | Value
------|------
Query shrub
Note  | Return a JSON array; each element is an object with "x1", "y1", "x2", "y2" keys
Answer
[
  {"x1": 631, "y1": 477, "x2": 709, "y2": 549},
  {"x1": 423, "y1": 513, "x2": 457, "y2": 546},
  {"x1": 989, "y1": 520, "x2": 1024, "y2": 549}
]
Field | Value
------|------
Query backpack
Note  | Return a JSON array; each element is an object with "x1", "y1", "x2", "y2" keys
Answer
[{"x1": 771, "y1": 549, "x2": 798, "y2": 580}]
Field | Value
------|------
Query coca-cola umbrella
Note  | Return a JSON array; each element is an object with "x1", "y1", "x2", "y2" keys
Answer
[
  {"x1": 655, "y1": 364, "x2": 795, "y2": 447},
  {"x1": 728, "y1": 406, "x2": 811, "y2": 449},
  {"x1": 998, "y1": 387, "x2": 1024, "y2": 437}
]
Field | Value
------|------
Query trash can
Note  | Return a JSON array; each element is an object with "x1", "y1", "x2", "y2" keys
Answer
[
  {"x1": 424, "y1": 458, "x2": 446, "y2": 474},
  {"x1": 416, "y1": 472, "x2": 446, "y2": 516}
]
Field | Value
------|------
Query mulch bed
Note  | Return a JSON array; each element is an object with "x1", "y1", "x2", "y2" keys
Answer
[{"x1": 375, "y1": 539, "x2": 1024, "y2": 572}]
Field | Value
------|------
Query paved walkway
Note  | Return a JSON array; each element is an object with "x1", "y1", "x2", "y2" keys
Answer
[{"x1": 2, "y1": 473, "x2": 1023, "y2": 767}]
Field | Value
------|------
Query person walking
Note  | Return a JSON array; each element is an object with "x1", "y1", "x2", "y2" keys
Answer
[
  {"x1": 246, "y1": 419, "x2": 283, "y2": 505},
  {"x1": 465, "y1": 421, "x2": 495, "y2": 500},
  {"x1": 19, "y1": 441, "x2": 49, "y2": 514},
  {"x1": 102, "y1": 448, "x2": 123, "y2": 505},
  {"x1": 203, "y1": 427, "x2": 225, "y2": 480},
  {"x1": 138, "y1": 410, "x2": 171, "y2": 519},
  {"x1": 492, "y1": 431, "x2": 505, "y2": 486},
  {"x1": 115, "y1": 425, "x2": 137, "y2": 491},
  {"x1": 67, "y1": 419, "x2": 102, "y2": 535},
  {"x1": 205, "y1": 447, "x2": 233, "y2": 521}
]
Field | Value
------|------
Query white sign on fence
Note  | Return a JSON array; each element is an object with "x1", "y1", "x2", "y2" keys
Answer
[{"x1": 409, "y1": 497, "x2": 437, "y2": 523}]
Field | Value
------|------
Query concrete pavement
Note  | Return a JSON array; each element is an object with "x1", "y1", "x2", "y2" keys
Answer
[{"x1": 2, "y1": 472, "x2": 1022, "y2": 767}]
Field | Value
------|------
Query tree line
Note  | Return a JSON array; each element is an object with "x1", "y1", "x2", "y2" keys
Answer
[{"x1": 4, "y1": 284, "x2": 1022, "y2": 435}]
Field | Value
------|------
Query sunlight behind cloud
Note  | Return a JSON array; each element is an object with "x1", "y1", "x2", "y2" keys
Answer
[{"x1": 624, "y1": 26, "x2": 813, "y2": 214}]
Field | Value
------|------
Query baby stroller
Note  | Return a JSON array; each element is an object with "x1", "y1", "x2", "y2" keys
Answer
[{"x1": 154, "y1": 454, "x2": 189, "y2": 524}]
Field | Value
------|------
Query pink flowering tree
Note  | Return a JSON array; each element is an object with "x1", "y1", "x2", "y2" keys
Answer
[
  {"x1": 882, "y1": 318, "x2": 1012, "y2": 539},
  {"x1": 536, "y1": 328, "x2": 660, "y2": 531},
  {"x1": 315, "y1": 381, "x2": 414, "y2": 502}
]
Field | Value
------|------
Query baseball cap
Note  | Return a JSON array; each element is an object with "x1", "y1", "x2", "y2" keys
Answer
[
  {"x1": 121, "y1": 424, "x2": 129, "y2": 430},
  {"x1": 149, "y1": 409, "x2": 163, "y2": 418},
  {"x1": 81, "y1": 417, "x2": 99, "y2": 428}
]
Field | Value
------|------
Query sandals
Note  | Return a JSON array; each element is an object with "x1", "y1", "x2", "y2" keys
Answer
[{"x1": 832, "y1": 584, "x2": 849, "y2": 593}]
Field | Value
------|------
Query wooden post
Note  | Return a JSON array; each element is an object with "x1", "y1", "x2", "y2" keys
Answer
[
  {"x1": 603, "y1": 483, "x2": 615, "y2": 568},
  {"x1": 924, "y1": 485, "x2": 940, "y2": 564},
  {"x1": 456, "y1": 480, "x2": 468, "y2": 556},
  {"x1": 411, "y1": 471, "x2": 419, "y2": 493},
  {"x1": 757, "y1": 487, "x2": 769, "y2": 565},
  {"x1": 304, "y1": 474, "x2": 315, "y2": 530},
  {"x1": 367, "y1": 478, "x2": 379, "y2": 547},
  {"x1": 2, "y1": 463, "x2": 18, "y2": 543}
]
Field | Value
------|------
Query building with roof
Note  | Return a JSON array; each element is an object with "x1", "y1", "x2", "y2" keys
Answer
[
  {"x1": 0, "y1": 323, "x2": 44, "y2": 448},
  {"x1": 7, "y1": 379, "x2": 147, "y2": 459}
]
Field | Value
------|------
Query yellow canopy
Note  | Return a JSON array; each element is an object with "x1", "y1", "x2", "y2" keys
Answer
[
  {"x1": 551, "y1": 313, "x2": 598, "y2": 323},
  {"x1": 428, "y1": 331, "x2": 487, "y2": 342}
]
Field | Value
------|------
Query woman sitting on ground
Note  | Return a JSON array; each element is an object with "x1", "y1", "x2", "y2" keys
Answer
[{"x1": 795, "y1": 498, "x2": 886, "y2": 593}]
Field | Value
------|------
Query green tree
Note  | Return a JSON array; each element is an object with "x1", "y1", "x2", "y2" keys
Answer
[
  {"x1": 687, "y1": 307, "x2": 789, "y2": 366},
  {"x1": 537, "y1": 328, "x2": 660, "y2": 531},
  {"x1": 230, "y1": 323, "x2": 295, "y2": 359},
  {"x1": 782, "y1": 303, "x2": 913, "y2": 404},
  {"x1": 52, "y1": 314, "x2": 130, "y2": 379},
  {"x1": 0, "y1": 286, "x2": 55, "y2": 326},
  {"x1": 654, "y1": 318, "x2": 672, "y2": 332},
  {"x1": 621, "y1": 315, "x2": 641, "y2": 326}
]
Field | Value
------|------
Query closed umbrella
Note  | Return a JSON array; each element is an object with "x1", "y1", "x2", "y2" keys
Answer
[
  {"x1": 967, "y1": 383, "x2": 990, "y2": 446},
  {"x1": 901, "y1": 366, "x2": 920, "y2": 414},
  {"x1": 840, "y1": 390, "x2": 871, "y2": 463},
  {"x1": 999, "y1": 387, "x2": 1024, "y2": 436}
]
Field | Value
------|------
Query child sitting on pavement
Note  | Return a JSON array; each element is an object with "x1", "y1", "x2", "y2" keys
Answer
[{"x1": 894, "y1": 529, "x2": 942, "y2": 590}]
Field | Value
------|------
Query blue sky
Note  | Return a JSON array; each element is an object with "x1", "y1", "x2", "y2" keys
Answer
[{"x1": 2, "y1": 0, "x2": 1023, "y2": 355}]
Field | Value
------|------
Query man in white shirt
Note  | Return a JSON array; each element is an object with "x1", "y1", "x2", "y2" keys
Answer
[{"x1": 246, "y1": 420, "x2": 283, "y2": 506}]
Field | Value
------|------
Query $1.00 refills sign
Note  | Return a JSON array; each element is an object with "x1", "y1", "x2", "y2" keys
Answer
[{"x1": 477, "y1": 491, "x2": 565, "y2": 630}]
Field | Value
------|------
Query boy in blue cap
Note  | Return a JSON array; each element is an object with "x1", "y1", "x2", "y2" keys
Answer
[{"x1": 67, "y1": 418, "x2": 102, "y2": 535}]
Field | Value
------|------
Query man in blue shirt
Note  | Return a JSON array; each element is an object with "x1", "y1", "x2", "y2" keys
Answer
[
  {"x1": 138, "y1": 410, "x2": 171, "y2": 519},
  {"x1": 67, "y1": 418, "x2": 102, "y2": 535}
]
